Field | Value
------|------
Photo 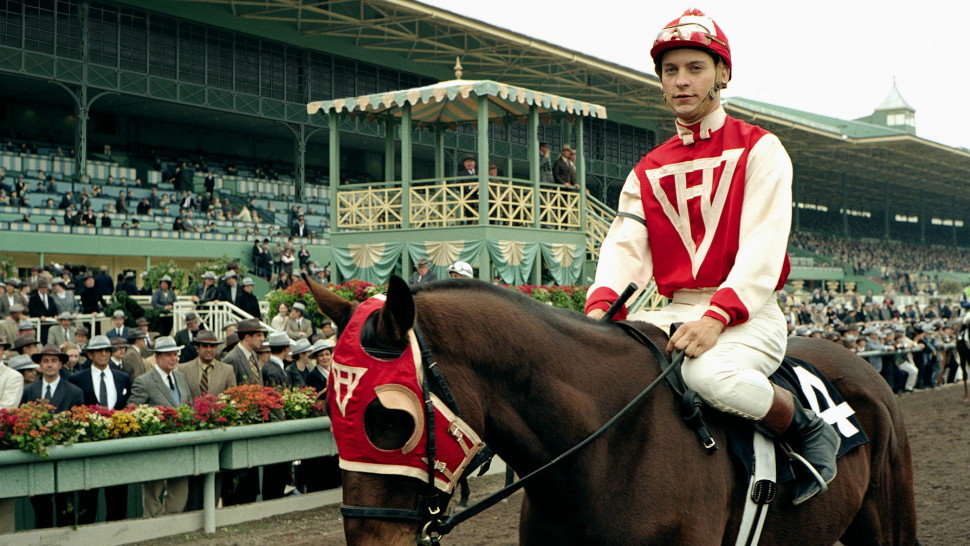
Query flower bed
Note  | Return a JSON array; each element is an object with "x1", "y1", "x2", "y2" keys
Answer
[{"x1": 0, "y1": 385, "x2": 326, "y2": 457}]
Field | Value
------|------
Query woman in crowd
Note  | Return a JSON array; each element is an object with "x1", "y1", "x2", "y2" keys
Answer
[
  {"x1": 275, "y1": 271, "x2": 293, "y2": 291},
  {"x1": 270, "y1": 302, "x2": 289, "y2": 332}
]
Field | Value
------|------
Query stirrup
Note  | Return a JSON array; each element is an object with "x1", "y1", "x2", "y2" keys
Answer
[{"x1": 781, "y1": 442, "x2": 830, "y2": 505}]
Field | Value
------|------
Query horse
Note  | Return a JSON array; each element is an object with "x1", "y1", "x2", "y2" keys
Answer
[{"x1": 305, "y1": 274, "x2": 918, "y2": 545}]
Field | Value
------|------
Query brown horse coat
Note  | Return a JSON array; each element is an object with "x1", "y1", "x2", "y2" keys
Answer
[{"x1": 306, "y1": 275, "x2": 917, "y2": 545}]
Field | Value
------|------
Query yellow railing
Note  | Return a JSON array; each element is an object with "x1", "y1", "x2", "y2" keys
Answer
[
  {"x1": 585, "y1": 195, "x2": 614, "y2": 261},
  {"x1": 335, "y1": 179, "x2": 586, "y2": 231},
  {"x1": 336, "y1": 187, "x2": 403, "y2": 230}
]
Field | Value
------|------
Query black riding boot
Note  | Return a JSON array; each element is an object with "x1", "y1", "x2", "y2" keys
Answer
[{"x1": 760, "y1": 384, "x2": 841, "y2": 505}]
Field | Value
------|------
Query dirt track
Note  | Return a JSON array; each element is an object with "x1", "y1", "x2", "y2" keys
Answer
[{"x1": 136, "y1": 384, "x2": 970, "y2": 545}]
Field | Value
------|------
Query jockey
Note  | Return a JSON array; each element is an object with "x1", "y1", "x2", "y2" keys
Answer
[{"x1": 585, "y1": 9, "x2": 839, "y2": 505}]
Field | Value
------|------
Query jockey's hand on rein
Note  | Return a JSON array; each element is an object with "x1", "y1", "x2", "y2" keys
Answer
[
  {"x1": 666, "y1": 316, "x2": 725, "y2": 358},
  {"x1": 587, "y1": 308, "x2": 606, "y2": 320}
]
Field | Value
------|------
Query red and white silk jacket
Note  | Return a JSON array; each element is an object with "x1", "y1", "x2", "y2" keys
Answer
[{"x1": 586, "y1": 106, "x2": 792, "y2": 327}]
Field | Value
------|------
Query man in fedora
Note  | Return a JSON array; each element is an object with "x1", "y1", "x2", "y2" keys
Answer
[
  {"x1": 237, "y1": 278, "x2": 261, "y2": 321},
  {"x1": 47, "y1": 312, "x2": 76, "y2": 348},
  {"x1": 0, "y1": 341, "x2": 25, "y2": 408},
  {"x1": 109, "y1": 337, "x2": 128, "y2": 371},
  {"x1": 22, "y1": 344, "x2": 84, "y2": 528},
  {"x1": 409, "y1": 258, "x2": 437, "y2": 285},
  {"x1": 129, "y1": 336, "x2": 193, "y2": 517},
  {"x1": 191, "y1": 271, "x2": 219, "y2": 306},
  {"x1": 13, "y1": 334, "x2": 40, "y2": 358},
  {"x1": 105, "y1": 310, "x2": 130, "y2": 340},
  {"x1": 174, "y1": 311, "x2": 201, "y2": 363},
  {"x1": 218, "y1": 271, "x2": 240, "y2": 305},
  {"x1": 284, "y1": 302, "x2": 312, "y2": 341},
  {"x1": 69, "y1": 334, "x2": 132, "y2": 523},
  {"x1": 135, "y1": 317, "x2": 155, "y2": 351},
  {"x1": 262, "y1": 331, "x2": 293, "y2": 388},
  {"x1": 224, "y1": 318, "x2": 267, "y2": 386},
  {"x1": 122, "y1": 330, "x2": 150, "y2": 379},
  {"x1": 179, "y1": 330, "x2": 236, "y2": 399}
]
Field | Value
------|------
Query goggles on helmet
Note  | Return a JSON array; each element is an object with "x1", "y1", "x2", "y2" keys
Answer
[{"x1": 654, "y1": 23, "x2": 727, "y2": 50}]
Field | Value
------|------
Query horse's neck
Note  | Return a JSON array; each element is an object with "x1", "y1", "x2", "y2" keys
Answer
[{"x1": 425, "y1": 306, "x2": 658, "y2": 474}]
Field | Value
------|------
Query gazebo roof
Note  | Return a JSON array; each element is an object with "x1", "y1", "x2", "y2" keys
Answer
[{"x1": 307, "y1": 78, "x2": 607, "y2": 123}]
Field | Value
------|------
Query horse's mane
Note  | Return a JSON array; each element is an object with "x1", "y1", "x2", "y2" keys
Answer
[{"x1": 411, "y1": 278, "x2": 621, "y2": 335}]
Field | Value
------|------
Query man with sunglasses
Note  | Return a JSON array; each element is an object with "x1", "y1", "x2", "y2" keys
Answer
[{"x1": 586, "y1": 9, "x2": 838, "y2": 505}]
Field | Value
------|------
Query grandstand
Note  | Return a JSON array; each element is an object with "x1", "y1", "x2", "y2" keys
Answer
[{"x1": 0, "y1": 0, "x2": 968, "y2": 288}]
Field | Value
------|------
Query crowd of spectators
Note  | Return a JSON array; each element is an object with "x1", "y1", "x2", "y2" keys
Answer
[
  {"x1": 790, "y1": 232, "x2": 970, "y2": 294},
  {"x1": 781, "y1": 288, "x2": 969, "y2": 394}
]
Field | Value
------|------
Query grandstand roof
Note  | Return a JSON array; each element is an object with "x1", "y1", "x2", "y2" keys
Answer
[{"x1": 308, "y1": 78, "x2": 607, "y2": 122}]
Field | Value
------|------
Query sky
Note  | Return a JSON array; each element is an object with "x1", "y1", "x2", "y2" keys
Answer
[{"x1": 422, "y1": 0, "x2": 969, "y2": 150}]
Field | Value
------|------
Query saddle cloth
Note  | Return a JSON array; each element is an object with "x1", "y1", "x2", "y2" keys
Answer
[{"x1": 727, "y1": 356, "x2": 868, "y2": 483}]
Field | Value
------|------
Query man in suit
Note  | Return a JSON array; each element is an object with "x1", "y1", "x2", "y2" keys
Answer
[
  {"x1": 0, "y1": 304, "x2": 26, "y2": 348},
  {"x1": 134, "y1": 317, "x2": 156, "y2": 351},
  {"x1": 237, "y1": 278, "x2": 261, "y2": 321},
  {"x1": 408, "y1": 258, "x2": 437, "y2": 285},
  {"x1": 105, "y1": 310, "x2": 130, "y2": 340},
  {"x1": 122, "y1": 330, "x2": 150, "y2": 379},
  {"x1": 23, "y1": 344, "x2": 85, "y2": 527},
  {"x1": 179, "y1": 329, "x2": 237, "y2": 510},
  {"x1": 69, "y1": 335, "x2": 132, "y2": 523},
  {"x1": 28, "y1": 281, "x2": 57, "y2": 342},
  {"x1": 173, "y1": 312, "x2": 201, "y2": 363},
  {"x1": 217, "y1": 271, "x2": 240, "y2": 305},
  {"x1": 191, "y1": 271, "x2": 219, "y2": 306},
  {"x1": 457, "y1": 155, "x2": 477, "y2": 179},
  {"x1": 47, "y1": 313, "x2": 76, "y2": 348},
  {"x1": 109, "y1": 337, "x2": 127, "y2": 371},
  {"x1": 262, "y1": 331, "x2": 293, "y2": 388},
  {"x1": 291, "y1": 215, "x2": 311, "y2": 238},
  {"x1": 283, "y1": 302, "x2": 313, "y2": 341},
  {"x1": 179, "y1": 330, "x2": 236, "y2": 399},
  {"x1": 552, "y1": 145, "x2": 577, "y2": 189},
  {"x1": 129, "y1": 336, "x2": 193, "y2": 517},
  {"x1": 223, "y1": 319, "x2": 266, "y2": 386},
  {"x1": 219, "y1": 319, "x2": 266, "y2": 506}
]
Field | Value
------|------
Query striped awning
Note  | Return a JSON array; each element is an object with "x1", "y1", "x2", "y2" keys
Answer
[{"x1": 307, "y1": 79, "x2": 607, "y2": 123}]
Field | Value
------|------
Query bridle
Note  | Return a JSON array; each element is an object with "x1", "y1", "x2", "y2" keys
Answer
[{"x1": 340, "y1": 288, "x2": 684, "y2": 545}]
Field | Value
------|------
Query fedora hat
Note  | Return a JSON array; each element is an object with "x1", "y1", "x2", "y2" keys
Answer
[
  {"x1": 223, "y1": 332, "x2": 239, "y2": 352},
  {"x1": 85, "y1": 335, "x2": 112, "y2": 352},
  {"x1": 31, "y1": 344, "x2": 69, "y2": 364},
  {"x1": 289, "y1": 339, "x2": 313, "y2": 356},
  {"x1": 9, "y1": 355, "x2": 39, "y2": 372},
  {"x1": 150, "y1": 336, "x2": 183, "y2": 353},
  {"x1": 267, "y1": 331, "x2": 293, "y2": 348},
  {"x1": 184, "y1": 311, "x2": 199, "y2": 323},
  {"x1": 126, "y1": 330, "x2": 147, "y2": 341},
  {"x1": 110, "y1": 337, "x2": 128, "y2": 348},
  {"x1": 309, "y1": 339, "x2": 335, "y2": 355},
  {"x1": 193, "y1": 330, "x2": 220, "y2": 345},
  {"x1": 236, "y1": 318, "x2": 267, "y2": 335},
  {"x1": 13, "y1": 335, "x2": 38, "y2": 351}
]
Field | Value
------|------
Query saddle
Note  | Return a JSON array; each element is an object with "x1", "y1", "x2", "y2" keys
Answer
[{"x1": 615, "y1": 321, "x2": 868, "y2": 480}]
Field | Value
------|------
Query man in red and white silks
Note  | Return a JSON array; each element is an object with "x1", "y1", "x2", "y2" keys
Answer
[{"x1": 585, "y1": 9, "x2": 839, "y2": 505}]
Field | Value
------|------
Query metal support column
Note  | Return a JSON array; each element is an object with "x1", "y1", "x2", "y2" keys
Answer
[
  {"x1": 884, "y1": 179, "x2": 890, "y2": 239},
  {"x1": 385, "y1": 118, "x2": 396, "y2": 182},
  {"x1": 952, "y1": 195, "x2": 958, "y2": 246},
  {"x1": 504, "y1": 119, "x2": 513, "y2": 182},
  {"x1": 434, "y1": 125, "x2": 445, "y2": 179},
  {"x1": 529, "y1": 106, "x2": 540, "y2": 229},
  {"x1": 841, "y1": 174, "x2": 849, "y2": 237},
  {"x1": 477, "y1": 95, "x2": 490, "y2": 225},
  {"x1": 401, "y1": 104, "x2": 412, "y2": 230},
  {"x1": 919, "y1": 191, "x2": 926, "y2": 244},
  {"x1": 576, "y1": 118, "x2": 587, "y2": 232},
  {"x1": 792, "y1": 176, "x2": 801, "y2": 232},
  {"x1": 328, "y1": 112, "x2": 341, "y2": 283},
  {"x1": 203, "y1": 472, "x2": 216, "y2": 533}
]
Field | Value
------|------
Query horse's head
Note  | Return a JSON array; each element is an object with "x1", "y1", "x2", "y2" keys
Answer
[{"x1": 305, "y1": 274, "x2": 480, "y2": 545}]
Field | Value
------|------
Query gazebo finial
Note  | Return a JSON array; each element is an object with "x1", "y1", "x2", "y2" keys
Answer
[{"x1": 454, "y1": 57, "x2": 463, "y2": 80}]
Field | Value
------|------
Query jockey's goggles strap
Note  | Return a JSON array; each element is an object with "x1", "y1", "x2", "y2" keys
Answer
[
  {"x1": 435, "y1": 347, "x2": 686, "y2": 536},
  {"x1": 655, "y1": 23, "x2": 726, "y2": 49}
]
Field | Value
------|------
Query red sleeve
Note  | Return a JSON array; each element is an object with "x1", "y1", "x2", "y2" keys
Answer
[{"x1": 585, "y1": 286, "x2": 628, "y2": 321}]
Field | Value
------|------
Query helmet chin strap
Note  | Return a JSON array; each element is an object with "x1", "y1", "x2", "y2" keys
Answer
[{"x1": 666, "y1": 63, "x2": 727, "y2": 124}]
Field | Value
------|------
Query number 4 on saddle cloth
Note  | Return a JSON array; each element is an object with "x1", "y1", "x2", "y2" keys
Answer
[{"x1": 728, "y1": 357, "x2": 868, "y2": 484}]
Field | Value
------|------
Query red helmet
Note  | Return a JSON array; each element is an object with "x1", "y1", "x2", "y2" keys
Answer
[{"x1": 650, "y1": 9, "x2": 731, "y2": 72}]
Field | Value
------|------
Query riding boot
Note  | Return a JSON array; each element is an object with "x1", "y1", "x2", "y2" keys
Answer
[{"x1": 759, "y1": 384, "x2": 841, "y2": 505}]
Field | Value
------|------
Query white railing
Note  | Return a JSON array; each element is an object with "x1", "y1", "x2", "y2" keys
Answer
[{"x1": 171, "y1": 300, "x2": 272, "y2": 339}]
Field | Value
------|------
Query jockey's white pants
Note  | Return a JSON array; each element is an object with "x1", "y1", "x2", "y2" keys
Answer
[{"x1": 630, "y1": 289, "x2": 787, "y2": 421}]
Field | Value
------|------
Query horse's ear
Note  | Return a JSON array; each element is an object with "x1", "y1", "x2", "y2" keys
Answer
[
  {"x1": 379, "y1": 275, "x2": 415, "y2": 341},
  {"x1": 302, "y1": 272, "x2": 354, "y2": 332}
]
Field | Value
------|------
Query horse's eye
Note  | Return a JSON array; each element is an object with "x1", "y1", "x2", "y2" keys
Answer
[{"x1": 364, "y1": 398, "x2": 416, "y2": 451}]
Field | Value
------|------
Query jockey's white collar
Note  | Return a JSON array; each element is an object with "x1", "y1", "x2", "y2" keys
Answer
[{"x1": 676, "y1": 105, "x2": 727, "y2": 145}]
